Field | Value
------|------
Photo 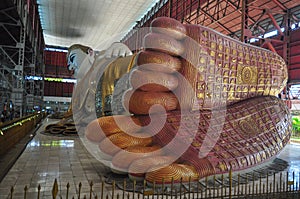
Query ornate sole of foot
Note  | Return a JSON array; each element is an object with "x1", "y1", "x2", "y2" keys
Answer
[
  {"x1": 85, "y1": 95, "x2": 291, "y2": 182},
  {"x1": 138, "y1": 95, "x2": 291, "y2": 179},
  {"x1": 180, "y1": 23, "x2": 288, "y2": 110},
  {"x1": 125, "y1": 17, "x2": 288, "y2": 114}
]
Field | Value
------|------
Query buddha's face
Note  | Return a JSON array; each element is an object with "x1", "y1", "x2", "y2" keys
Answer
[{"x1": 67, "y1": 48, "x2": 88, "y2": 78}]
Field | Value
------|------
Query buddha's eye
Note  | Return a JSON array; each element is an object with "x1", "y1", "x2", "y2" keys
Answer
[{"x1": 69, "y1": 54, "x2": 75, "y2": 63}]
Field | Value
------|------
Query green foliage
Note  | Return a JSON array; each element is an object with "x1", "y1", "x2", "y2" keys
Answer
[{"x1": 292, "y1": 116, "x2": 300, "y2": 137}]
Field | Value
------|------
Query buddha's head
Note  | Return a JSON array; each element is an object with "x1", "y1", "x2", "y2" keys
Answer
[{"x1": 67, "y1": 44, "x2": 94, "y2": 78}]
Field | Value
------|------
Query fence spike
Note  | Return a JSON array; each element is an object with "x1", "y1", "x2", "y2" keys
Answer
[
  {"x1": 24, "y1": 185, "x2": 28, "y2": 199},
  {"x1": 38, "y1": 184, "x2": 41, "y2": 199},
  {"x1": 78, "y1": 182, "x2": 82, "y2": 199},
  {"x1": 90, "y1": 181, "x2": 94, "y2": 199},
  {"x1": 66, "y1": 182, "x2": 70, "y2": 199},
  {"x1": 10, "y1": 186, "x2": 14, "y2": 199},
  {"x1": 52, "y1": 179, "x2": 58, "y2": 199}
]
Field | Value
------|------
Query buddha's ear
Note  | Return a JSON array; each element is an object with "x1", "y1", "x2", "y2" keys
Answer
[{"x1": 88, "y1": 48, "x2": 94, "y2": 56}]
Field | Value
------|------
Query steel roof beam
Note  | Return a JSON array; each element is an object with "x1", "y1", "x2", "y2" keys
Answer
[
  {"x1": 200, "y1": 8, "x2": 234, "y2": 35},
  {"x1": 227, "y1": 0, "x2": 265, "y2": 33}
]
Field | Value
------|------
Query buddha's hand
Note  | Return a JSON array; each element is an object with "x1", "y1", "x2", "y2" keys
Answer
[{"x1": 105, "y1": 42, "x2": 133, "y2": 58}]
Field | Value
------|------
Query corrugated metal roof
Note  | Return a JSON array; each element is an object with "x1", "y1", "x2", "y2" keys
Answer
[{"x1": 37, "y1": 0, "x2": 160, "y2": 49}]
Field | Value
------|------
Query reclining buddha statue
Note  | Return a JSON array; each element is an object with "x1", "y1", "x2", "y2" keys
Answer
[{"x1": 69, "y1": 17, "x2": 291, "y2": 185}]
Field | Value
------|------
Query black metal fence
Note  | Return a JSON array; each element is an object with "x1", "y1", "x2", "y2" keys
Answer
[{"x1": 5, "y1": 169, "x2": 300, "y2": 199}]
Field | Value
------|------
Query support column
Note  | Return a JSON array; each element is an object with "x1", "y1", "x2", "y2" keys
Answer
[
  {"x1": 283, "y1": 9, "x2": 291, "y2": 99},
  {"x1": 11, "y1": 8, "x2": 27, "y2": 117},
  {"x1": 241, "y1": 0, "x2": 249, "y2": 42}
]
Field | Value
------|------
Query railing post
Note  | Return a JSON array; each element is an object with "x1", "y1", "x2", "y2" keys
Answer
[
  {"x1": 237, "y1": 173, "x2": 240, "y2": 196},
  {"x1": 221, "y1": 174, "x2": 224, "y2": 198},
  {"x1": 205, "y1": 176, "x2": 208, "y2": 198},
  {"x1": 266, "y1": 172, "x2": 269, "y2": 198},
  {"x1": 259, "y1": 173, "x2": 262, "y2": 197},
  {"x1": 123, "y1": 179, "x2": 126, "y2": 199},
  {"x1": 229, "y1": 169, "x2": 232, "y2": 199},
  {"x1": 252, "y1": 172, "x2": 255, "y2": 196},
  {"x1": 188, "y1": 176, "x2": 191, "y2": 199},
  {"x1": 112, "y1": 180, "x2": 115, "y2": 199},
  {"x1": 293, "y1": 171, "x2": 295, "y2": 191},
  {"x1": 131, "y1": 180, "x2": 134, "y2": 199},
  {"x1": 273, "y1": 172, "x2": 276, "y2": 194},
  {"x1": 101, "y1": 180, "x2": 104, "y2": 199},
  {"x1": 280, "y1": 172, "x2": 282, "y2": 192},
  {"x1": 286, "y1": 171, "x2": 288, "y2": 192},
  {"x1": 162, "y1": 178, "x2": 165, "y2": 199},
  {"x1": 213, "y1": 175, "x2": 216, "y2": 198},
  {"x1": 179, "y1": 178, "x2": 182, "y2": 199}
]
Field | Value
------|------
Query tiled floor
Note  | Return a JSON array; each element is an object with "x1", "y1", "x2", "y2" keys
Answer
[
  {"x1": 0, "y1": 118, "x2": 110, "y2": 199},
  {"x1": 0, "y1": 117, "x2": 300, "y2": 198}
]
